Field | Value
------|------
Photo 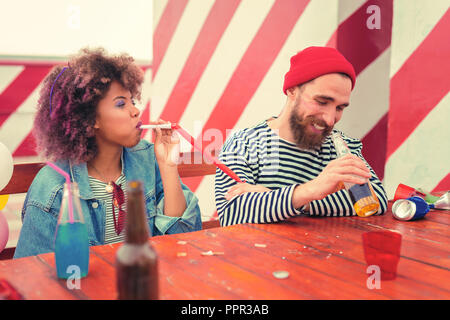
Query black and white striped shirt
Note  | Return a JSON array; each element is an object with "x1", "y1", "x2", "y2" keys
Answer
[
  {"x1": 215, "y1": 120, "x2": 388, "y2": 226},
  {"x1": 89, "y1": 174, "x2": 127, "y2": 244}
]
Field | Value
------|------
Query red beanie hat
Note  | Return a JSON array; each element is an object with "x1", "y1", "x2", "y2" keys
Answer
[{"x1": 283, "y1": 46, "x2": 356, "y2": 94}]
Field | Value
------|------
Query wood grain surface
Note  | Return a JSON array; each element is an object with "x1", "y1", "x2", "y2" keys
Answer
[{"x1": 1, "y1": 202, "x2": 448, "y2": 300}]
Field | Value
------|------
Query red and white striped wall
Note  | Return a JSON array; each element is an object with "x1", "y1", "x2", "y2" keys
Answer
[
  {"x1": 151, "y1": 0, "x2": 449, "y2": 220},
  {"x1": 0, "y1": 63, "x2": 53, "y2": 157},
  {"x1": 384, "y1": 0, "x2": 449, "y2": 197},
  {"x1": 0, "y1": 0, "x2": 448, "y2": 222}
]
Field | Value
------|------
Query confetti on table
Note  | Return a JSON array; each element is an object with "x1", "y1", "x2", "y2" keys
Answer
[
  {"x1": 201, "y1": 250, "x2": 224, "y2": 256},
  {"x1": 177, "y1": 240, "x2": 187, "y2": 245},
  {"x1": 273, "y1": 271, "x2": 290, "y2": 279},
  {"x1": 177, "y1": 252, "x2": 187, "y2": 257},
  {"x1": 254, "y1": 243, "x2": 267, "y2": 248}
]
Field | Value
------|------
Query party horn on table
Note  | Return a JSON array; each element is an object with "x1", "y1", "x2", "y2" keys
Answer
[
  {"x1": 46, "y1": 162, "x2": 74, "y2": 223},
  {"x1": 393, "y1": 183, "x2": 426, "y2": 201},
  {"x1": 416, "y1": 188, "x2": 442, "y2": 204}
]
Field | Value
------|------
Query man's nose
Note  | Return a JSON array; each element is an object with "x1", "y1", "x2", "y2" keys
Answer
[{"x1": 322, "y1": 109, "x2": 336, "y2": 127}]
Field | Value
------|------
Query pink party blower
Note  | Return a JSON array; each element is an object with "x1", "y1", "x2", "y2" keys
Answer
[{"x1": 140, "y1": 123, "x2": 243, "y2": 183}]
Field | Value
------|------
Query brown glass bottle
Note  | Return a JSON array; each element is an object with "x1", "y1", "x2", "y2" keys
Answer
[{"x1": 116, "y1": 181, "x2": 158, "y2": 300}]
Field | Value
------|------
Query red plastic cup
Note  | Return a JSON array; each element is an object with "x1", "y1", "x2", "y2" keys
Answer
[
  {"x1": 362, "y1": 231, "x2": 402, "y2": 280},
  {"x1": 393, "y1": 183, "x2": 425, "y2": 201}
]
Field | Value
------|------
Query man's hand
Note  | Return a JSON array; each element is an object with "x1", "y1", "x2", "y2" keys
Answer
[
  {"x1": 292, "y1": 153, "x2": 371, "y2": 208},
  {"x1": 225, "y1": 182, "x2": 271, "y2": 200}
]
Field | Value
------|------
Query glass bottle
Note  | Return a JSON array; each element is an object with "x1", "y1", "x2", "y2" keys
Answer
[
  {"x1": 116, "y1": 181, "x2": 158, "y2": 300},
  {"x1": 54, "y1": 182, "x2": 89, "y2": 279},
  {"x1": 332, "y1": 132, "x2": 380, "y2": 217}
]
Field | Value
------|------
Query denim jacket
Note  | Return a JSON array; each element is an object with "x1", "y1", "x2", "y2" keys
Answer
[{"x1": 14, "y1": 140, "x2": 202, "y2": 258}]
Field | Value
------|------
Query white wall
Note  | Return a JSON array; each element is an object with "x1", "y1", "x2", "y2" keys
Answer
[{"x1": 0, "y1": 0, "x2": 153, "y2": 63}]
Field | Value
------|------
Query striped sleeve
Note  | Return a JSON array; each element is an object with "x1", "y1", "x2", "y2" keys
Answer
[
  {"x1": 215, "y1": 133, "x2": 303, "y2": 226},
  {"x1": 214, "y1": 125, "x2": 389, "y2": 224}
]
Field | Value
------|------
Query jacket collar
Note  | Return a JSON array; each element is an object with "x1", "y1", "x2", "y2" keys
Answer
[
  {"x1": 69, "y1": 149, "x2": 126, "y2": 200},
  {"x1": 68, "y1": 141, "x2": 154, "y2": 200}
]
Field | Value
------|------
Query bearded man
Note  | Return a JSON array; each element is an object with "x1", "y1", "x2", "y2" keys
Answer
[{"x1": 215, "y1": 46, "x2": 388, "y2": 226}]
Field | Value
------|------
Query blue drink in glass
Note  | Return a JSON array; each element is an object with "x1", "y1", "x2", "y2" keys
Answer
[
  {"x1": 54, "y1": 182, "x2": 90, "y2": 279},
  {"x1": 55, "y1": 221, "x2": 89, "y2": 279}
]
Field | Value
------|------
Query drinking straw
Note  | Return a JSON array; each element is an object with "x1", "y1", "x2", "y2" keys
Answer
[{"x1": 47, "y1": 162, "x2": 74, "y2": 223}]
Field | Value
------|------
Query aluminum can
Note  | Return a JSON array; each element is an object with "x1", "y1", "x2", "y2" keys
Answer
[{"x1": 392, "y1": 196, "x2": 429, "y2": 221}]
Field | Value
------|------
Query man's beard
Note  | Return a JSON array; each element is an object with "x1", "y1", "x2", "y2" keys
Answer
[{"x1": 289, "y1": 103, "x2": 333, "y2": 150}]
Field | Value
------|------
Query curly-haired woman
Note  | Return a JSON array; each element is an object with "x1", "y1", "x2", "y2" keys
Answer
[{"x1": 14, "y1": 48, "x2": 202, "y2": 258}]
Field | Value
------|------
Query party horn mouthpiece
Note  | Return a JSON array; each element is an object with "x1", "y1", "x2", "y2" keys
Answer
[{"x1": 139, "y1": 123, "x2": 176, "y2": 129}]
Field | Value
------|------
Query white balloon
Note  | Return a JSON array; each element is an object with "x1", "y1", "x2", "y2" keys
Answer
[{"x1": 0, "y1": 142, "x2": 13, "y2": 191}]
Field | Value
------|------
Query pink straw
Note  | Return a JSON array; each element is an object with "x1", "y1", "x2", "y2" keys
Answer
[
  {"x1": 47, "y1": 162, "x2": 74, "y2": 223},
  {"x1": 172, "y1": 124, "x2": 243, "y2": 183}
]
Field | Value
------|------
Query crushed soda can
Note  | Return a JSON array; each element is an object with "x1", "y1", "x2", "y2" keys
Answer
[
  {"x1": 430, "y1": 192, "x2": 450, "y2": 210},
  {"x1": 392, "y1": 196, "x2": 430, "y2": 221}
]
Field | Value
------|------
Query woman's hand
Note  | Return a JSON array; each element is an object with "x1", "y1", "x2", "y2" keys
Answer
[
  {"x1": 153, "y1": 119, "x2": 186, "y2": 217},
  {"x1": 225, "y1": 182, "x2": 271, "y2": 200},
  {"x1": 153, "y1": 119, "x2": 180, "y2": 167}
]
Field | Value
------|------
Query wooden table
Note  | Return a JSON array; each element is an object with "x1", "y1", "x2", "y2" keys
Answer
[{"x1": 1, "y1": 202, "x2": 449, "y2": 300}]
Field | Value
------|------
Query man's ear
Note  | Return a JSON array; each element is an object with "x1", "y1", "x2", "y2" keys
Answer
[{"x1": 286, "y1": 87, "x2": 298, "y2": 101}]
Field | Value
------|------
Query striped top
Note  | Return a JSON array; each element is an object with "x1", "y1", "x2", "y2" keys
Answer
[
  {"x1": 215, "y1": 119, "x2": 388, "y2": 226},
  {"x1": 89, "y1": 174, "x2": 127, "y2": 244}
]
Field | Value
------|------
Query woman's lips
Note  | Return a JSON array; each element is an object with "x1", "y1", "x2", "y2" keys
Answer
[{"x1": 136, "y1": 121, "x2": 142, "y2": 129}]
